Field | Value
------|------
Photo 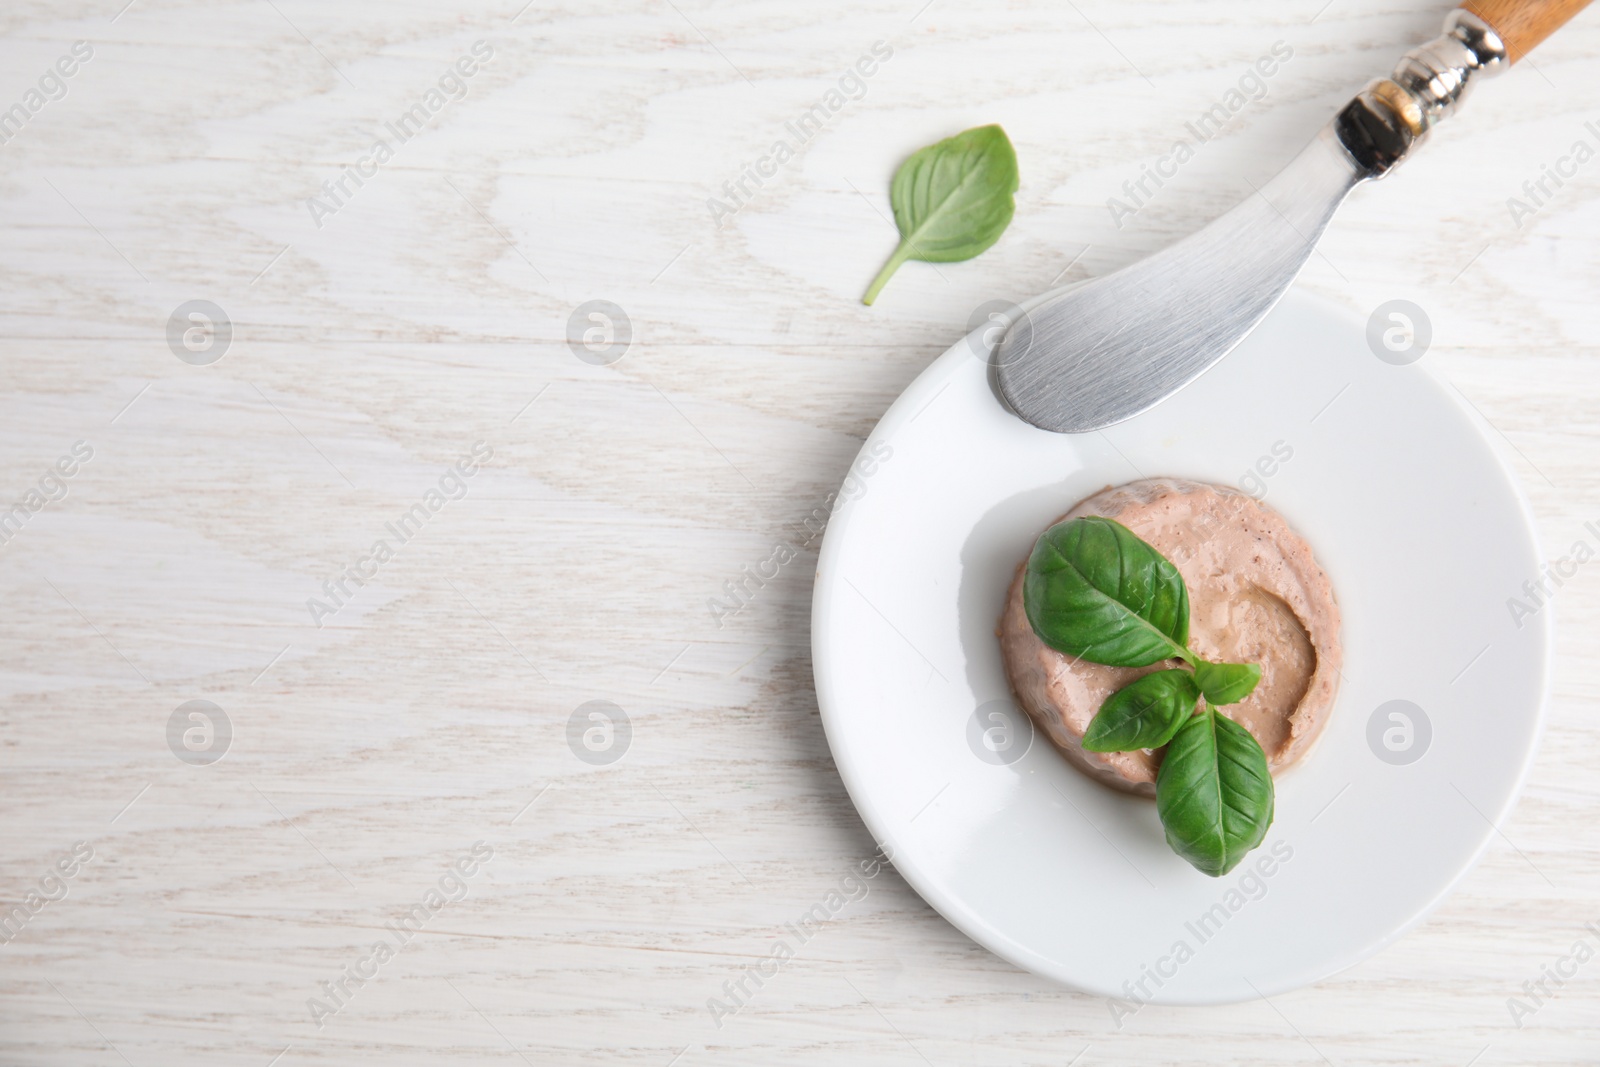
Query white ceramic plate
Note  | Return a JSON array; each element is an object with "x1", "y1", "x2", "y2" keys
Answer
[{"x1": 812, "y1": 288, "x2": 1549, "y2": 1004}]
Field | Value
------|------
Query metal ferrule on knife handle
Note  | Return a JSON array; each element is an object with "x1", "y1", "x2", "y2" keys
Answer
[
  {"x1": 1338, "y1": 0, "x2": 1595, "y2": 174},
  {"x1": 1336, "y1": 11, "x2": 1508, "y2": 174}
]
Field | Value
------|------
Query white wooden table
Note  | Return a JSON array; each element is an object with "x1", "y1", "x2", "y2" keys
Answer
[{"x1": 3, "y1": 1, "x2": 1599, "y2": 1063}]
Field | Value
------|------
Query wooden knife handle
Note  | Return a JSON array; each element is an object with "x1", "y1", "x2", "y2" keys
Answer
[{"x1": 1461, "y1": 0, "x2": 1593, "y2": 61}]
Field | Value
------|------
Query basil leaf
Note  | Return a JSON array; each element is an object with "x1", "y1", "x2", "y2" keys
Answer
[
  {"x1": 862, "y1": 124, "x2": 1019, "y2": 305},
  {"x1": 1192, "y1": 661, "x2": 1262, "y2": 706},
  {"x1": 1083, "y1": 669, "x2": 1200, "y2": 753},
  {"x1": 1156, "y1": 709, "x2": 1274, "y2": 877},
  {"x1": 1023, "y1": 516, "x2": 1191, "y2": 668}
]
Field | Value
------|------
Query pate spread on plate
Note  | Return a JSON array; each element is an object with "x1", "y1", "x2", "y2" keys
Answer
[{"x1": 1000, "y1": 478, "x2": 1341, "y2": 797}]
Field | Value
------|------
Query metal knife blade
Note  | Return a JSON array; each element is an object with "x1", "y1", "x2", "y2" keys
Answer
[{"x1": 995, "y1": 126, "x2": 1368, "y2": 433}]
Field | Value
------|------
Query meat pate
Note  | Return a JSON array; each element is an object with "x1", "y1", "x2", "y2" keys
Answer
[{"x1": 999, "y1": 478, "x2": 1341, "y2": 797}]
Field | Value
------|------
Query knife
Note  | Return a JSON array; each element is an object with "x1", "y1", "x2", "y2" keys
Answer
[{"x1": 995, "y1": 0, "x2": 1592, "y2": 434}]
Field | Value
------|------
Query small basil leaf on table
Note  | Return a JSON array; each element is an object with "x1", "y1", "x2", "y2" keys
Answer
[
  {"x1": 862, "y1": 124, "x2": 1019, "y2": 305},
  {"x1": 1156, "y1": 708, "x2": 1274, "y2": 877},
  {"x1": 1023, "y1": 516, "x2": 1191, "y2": 668},
  {"x1": 1192, "y1": 661, "x2": 1263, "y2": 706},
  {"x1": 1082, "y1": 669, "x2": 1201, "y2": 753}
]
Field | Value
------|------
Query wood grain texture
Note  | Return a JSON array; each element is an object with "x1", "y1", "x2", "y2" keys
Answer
[
  {"x1": 1464, "y1": 0, "x2": 1594, "y2": 60},
  {"x1": 1, "y1": 0, "x2": 1599, "y2": 1064}
]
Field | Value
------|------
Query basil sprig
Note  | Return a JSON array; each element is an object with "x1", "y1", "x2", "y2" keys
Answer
[
  {"x1": 862, "y1": 124, "x2": 1019, "y2": 305},
  {"x1": 1023, "y1": 516, "x2": 1272, "y2": 876}
]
